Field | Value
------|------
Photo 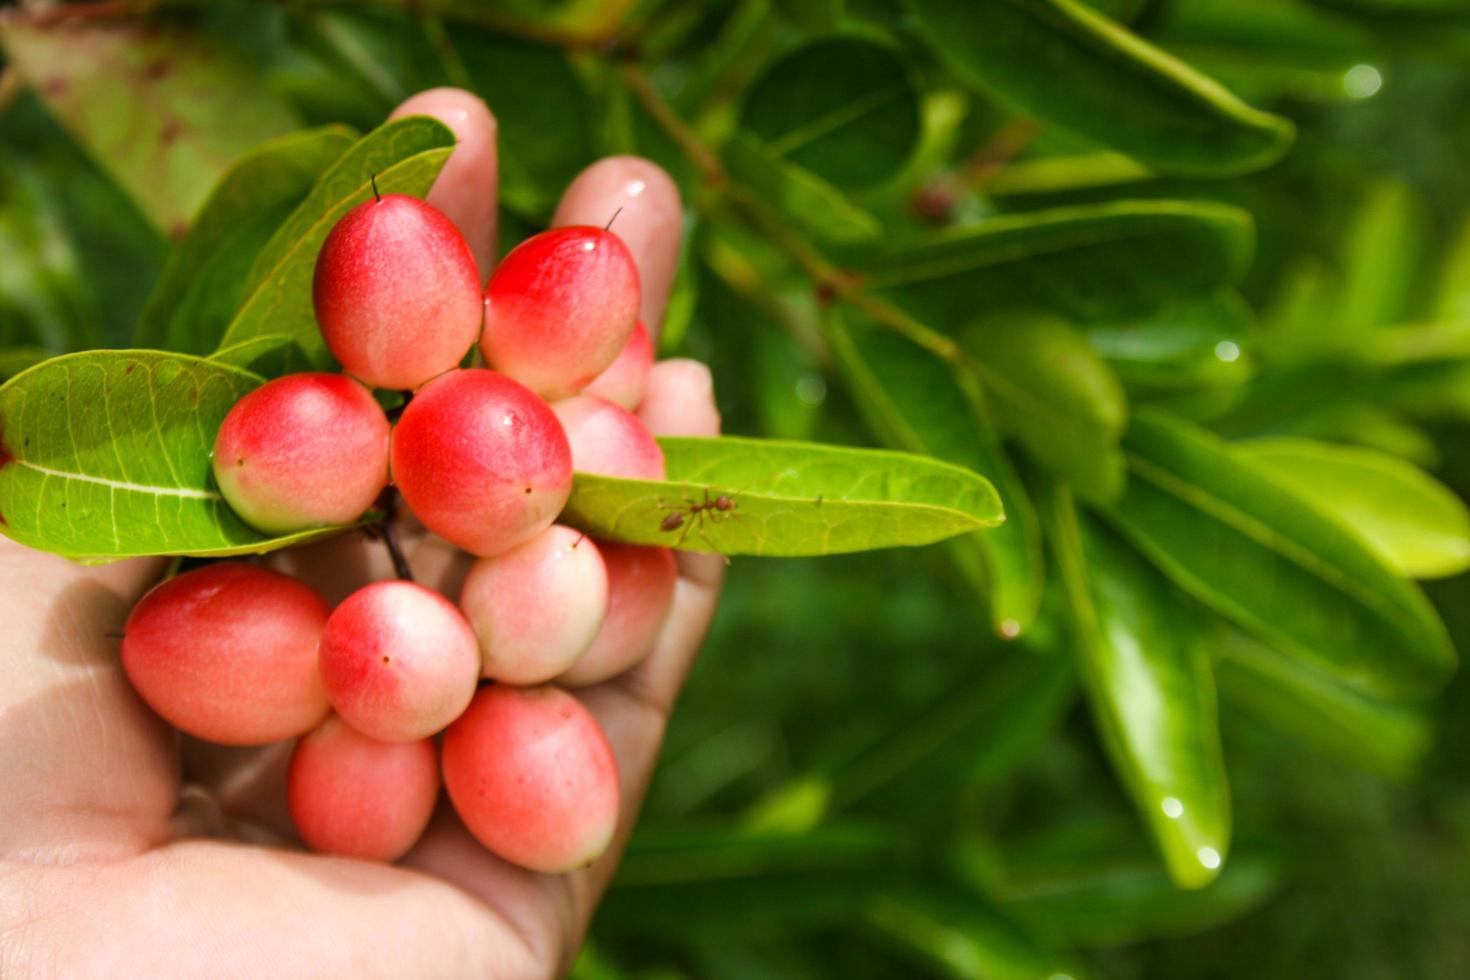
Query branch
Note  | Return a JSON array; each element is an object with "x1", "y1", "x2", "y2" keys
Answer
[
  {"x1": 619, "y1": 61, "x2": 727, "y2": 187},
  {"x1": 622, "y1": 52, "x2": 967, "y2": 370}
]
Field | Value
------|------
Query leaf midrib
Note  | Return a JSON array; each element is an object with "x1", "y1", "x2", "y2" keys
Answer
[{"x1": 1123, "y1": 449, "x2": 1415, "y2": 631}]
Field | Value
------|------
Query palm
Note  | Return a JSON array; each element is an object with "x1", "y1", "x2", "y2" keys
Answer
[{"x1": 0, "y1": 88, "x2": 722, "y2": 979}]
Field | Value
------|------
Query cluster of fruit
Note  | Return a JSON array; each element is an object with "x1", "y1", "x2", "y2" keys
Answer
[{"x1": 119, "y1": 188, "x2": 683, "y2": 873}]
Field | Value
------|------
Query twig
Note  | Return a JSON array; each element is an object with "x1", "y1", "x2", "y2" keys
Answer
[
  {"x1": 912, "y1": 118, "x2": 1041, "y2": 224},
  {"x1": 623, "y1": 45, "x2": 969, "y2": 370},
  {"x1": 365, "y1": 490, "x2": 414, "y2": 582},
  {"x1": 619, "y1": 61, "x2": 726, "y2": 186}
]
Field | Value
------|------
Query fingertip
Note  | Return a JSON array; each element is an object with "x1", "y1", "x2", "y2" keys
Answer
[
  {"x1": 637, "y1": 358, "x2": 720, "y2": 438},
  {"x1": 552, "y1": 157, "x2": 683, "y2": 337},
  {"x1": 390, "y1": 88, "x2": 499, "y2": 279}
]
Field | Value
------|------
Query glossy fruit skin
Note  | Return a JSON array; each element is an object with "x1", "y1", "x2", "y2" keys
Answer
[
  {"x1": 287, "y1": 716, "x2": 439, "y2": 862},
  {"x1": 442, "y1": 685, "x2": 619, "y2": 873},
  {"x1": 213, "y1": 373, "x2": 390, "y2": 534},
  {"x1": 390, "y1": 369, "x2": 573, "y2": 557},
  {"x1": 560, "y1": 543, "x2": 678, "y2": 686},
  {"x1": 583, "y1": 320, "x2": 653, "y2": 410},
  {"x1": 480, "y1": 227, "x2": 640, "y2": 400},
  {"x1": 550, "y1": 395, "x2": 666, "y2": 481},
  {"x1": 313, "y1": 193, "x2": 482, "y2": 391},
  {"x1": 460, "y1": 525, "x2": 608, "y2": 685},
  {"x1": 318, "y1": 581, "x2": 480, "y2": 742},
  {"x1": 121, "y1": 563, "x2": 330, "y2": 745}
]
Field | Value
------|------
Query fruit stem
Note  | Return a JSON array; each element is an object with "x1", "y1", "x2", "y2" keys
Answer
[
  {"x1": 370, "y1": 174, "x2": 381, "y2": 203},
  {"x1": 368, "y1": 490, "x2": 415, "y2": 582},
  {"x1": 380, "y1": 523, "x2": 415, "y2": 582}
]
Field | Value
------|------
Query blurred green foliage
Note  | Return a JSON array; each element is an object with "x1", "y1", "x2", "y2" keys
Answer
[{"x1": 5, "y1": 0, "x2": 1470, "y2": 976}]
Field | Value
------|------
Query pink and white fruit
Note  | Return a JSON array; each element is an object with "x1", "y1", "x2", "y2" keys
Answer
[
  {"x1": 390, "y1": 369, "x2": 573, "y2": 557},
  {"x1": 313, "y1": 193, "x2": 482, "y2": 390},
  {"x1": 318, "y1": 581, "x2": 480, "y2": 742},
  {"x1": 213, "y1": 373, "x2": 390, "y2": 534},
  {"x1": 121, "y1": 563, "x2": 330, "y2": 745},
  {"x1": 560, "y1": 543, "x2": 678, "y2": 686},
  {"x1": 583, "y1": 320, "x2": 653, "y2": 410},
  {"x1": 460, "y1": 525, "x2": 608, "y2": 685},
  {"x1": 480, "y1": 227, "x2": 640, "y2": 400},
  {"x1": 551, "y1": 395, "x2": 666, "y2": 481},
  {"x1": 442, "y1": 686, "x2": 619, "y2": 873},
  {"x1": 288, "y1": 716, "x2": 439, "y2": 862}
]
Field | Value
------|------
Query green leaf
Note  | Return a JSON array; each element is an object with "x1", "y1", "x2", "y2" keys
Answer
[
  {"x1": 1432, "y1": 206, "x2": 1470, "y2": 322},
  {"x1": 1154, "y1": 0, "x2": 1380, "y2": 104},
  {"x1": 1048, "y1": 489, "x2": 1230, "y2": 889},
  {"x1": 740, "y1": 36, "x2": 921, "y2": 189},
  {"x1": 725, "y1": 135, "x2": 883, "y2": 244},
  {"x1": 969, "y1": 822, "x2": 1280, "y2": 947},
  {"x1": 602, "y1": 824, "x2": 899, "y2": 941},
  {"x1": 849, "y1": 201, "x2": 1255, "y2": 325},
  {"x1": 1334, "y1": 180, "x2": 1426, "y2": 337},
  {"x1": 560, "y1": 436, "x2": 1004, "y2": 556},
  {"x1": 773, "y1": 0, "x2": 845, "y2": 31},
  {"x1": 208, "y1": 334, "x2": 312, "y2": 379},
  {"x1": 828, "y1": 312, "x2": 1045, "y2": 634},
  {"x1": 450, "y1": 29, "x2": 595, "y2": 217},
  {"x1": 0, "y1": 351, "x2": 358, "y2": 561},
  {"x1": 907, "y1": 0, "x2": 1294, "y2": 176},
  {"x1": 824, "y1": 649, "x2": 1075, "y2": 817},
  {"x1": 136, "y1": 126, "x2": 356, "y2": 354},
  {"x1": 1215, "y1": 628, "x2": 1432, "y2": 781},
  {"x1": 863, "y1": 886, "x2": 1085, "y2": 980},
  {"x1": 242, "y1": 116, "x2": 454, "y2": 297},
  {"x1": 1088, "y1": 292, "x2": 1254, "y2": 394},
  {"x1": 1241, "y1": 437, "x2": 1470, "y2": 579},
  {"x1": 1104, "y1": 410, "x2": 1456, "y2": 699},
  {"x1": 964, "y1": 315, "x2": 1128, "y2": 503},
  {"x1": 987, "y1": 152, "x2": 1153, "y2": 196},
  {"x1": 218, "y1": 118, "x2": 456, "y2": 364},
  {"x1": 0, "y1": 21, "x2": 299, "y2": 235}
]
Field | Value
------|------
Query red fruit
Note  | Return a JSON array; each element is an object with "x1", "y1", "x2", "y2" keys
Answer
[
  {"x1": 584, "y1": 320, "x2": 654, "y2": 410},
  {"x1": 212, "y1": 373, "x2": 389, "y2": 534},
  {"x1": 442, "y1": 686, "x2": 619, "y2": 873},
  {"x1": 460, "y1": 525, "x2": 608, "y2": 685},
  {"x1": 288, "y1": 716, "x2": 439, "y2": 862},
  {"x1": 551, "y1": 395, "x2": 666, "y2": 481},
  {"x1": 391, "y1": 369, "x2": 573, "y2": 557},
  {"x1": 121, "y1": 563, "x2": 330, "y2": 745},
  {"x1": 318, "y1": 581, "x2": 480, "y2": 742},
  {"x1": 480, "y1": 227, "x2": 640, "y2": 400},
  {"x1": 560, "y1": 543, "x2": 678, "y2": 686},
  {"x1": 313, "y1": 193, "x2": 482, "y2": 390}
]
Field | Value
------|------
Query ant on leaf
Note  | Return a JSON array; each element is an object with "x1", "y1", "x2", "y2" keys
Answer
[{"x1": 653, "y1": 488, "x2": 739, "y2": 553}]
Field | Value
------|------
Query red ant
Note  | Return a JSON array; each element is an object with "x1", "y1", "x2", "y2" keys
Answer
[{"x1": 654, "y1": 489, "x2": 739, "y2": 551}]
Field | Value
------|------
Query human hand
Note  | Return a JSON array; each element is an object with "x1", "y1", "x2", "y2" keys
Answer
[{"x1": 0, "y1": 87, "x2": 723, "y2": 979}]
